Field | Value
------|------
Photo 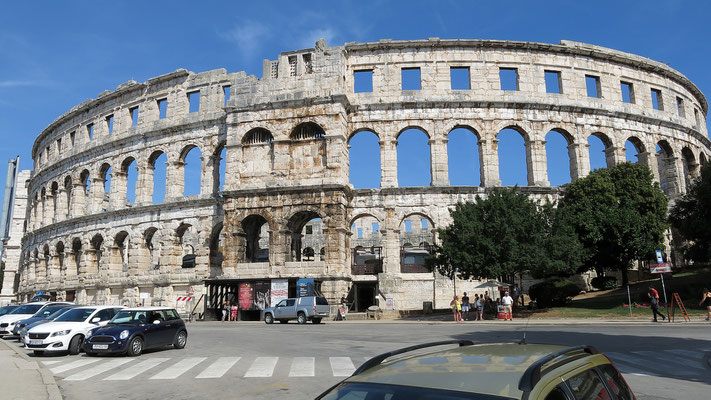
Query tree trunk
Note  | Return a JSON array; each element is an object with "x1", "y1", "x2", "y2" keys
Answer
[{"x1": 620, "y1": 267, "x2": 629, "y2": 287}]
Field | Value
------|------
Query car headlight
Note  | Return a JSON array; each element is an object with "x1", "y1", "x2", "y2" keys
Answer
[
  {"x1": 8, "y1": 322, "x2": 15, "y2": 326},
  {"x1": 50, "y1": 329, "x2": 72, "y2": 337},
  {"x1": 119, "y1": 330, "x2": 129, "y2": 340}
]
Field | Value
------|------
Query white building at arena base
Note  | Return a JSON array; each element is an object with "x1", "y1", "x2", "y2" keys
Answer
[{"x1": 1, "y1": 38, "x2": 709, "y2": 319}]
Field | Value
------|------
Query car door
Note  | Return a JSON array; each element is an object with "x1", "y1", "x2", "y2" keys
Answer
[
  {"x1": 273, "y1": 300, "x2": 287, "y2": 319},
  {"x1": 151, "y1": 310, "x2": 173, "y2": 346},
  {"x1": 143, "y1": 311, "x2": 165, "y2": 348},
  {"x1": 161, "y1": 310, "x2": 181, "y2": 344},
  {"x1": 283, "y1": 299, "x2": 297, "y2": 319}
]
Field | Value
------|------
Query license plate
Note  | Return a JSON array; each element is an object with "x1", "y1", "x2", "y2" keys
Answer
[
  {"x1": 29, "y1": 339, "x2": 43, "y2": 345},
  {"x1": 93, "y1": 344, "x2": 109, "y2": 350}
]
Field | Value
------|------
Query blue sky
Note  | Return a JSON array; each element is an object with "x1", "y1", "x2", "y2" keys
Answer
[{"x1": 1, "y1": 1, "x2": 710, "y2": 198}]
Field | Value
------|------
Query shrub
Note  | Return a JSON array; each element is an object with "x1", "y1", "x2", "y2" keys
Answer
[
  {"x1": 528, "y1": 278, "x2": 581, "y2": 308},
  {"x1": 591, "y1": 276, "x2": 618, "y2": 290}
]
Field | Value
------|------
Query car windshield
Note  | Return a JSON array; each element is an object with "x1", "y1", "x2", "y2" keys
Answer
[
  {"x1": 9, "y1": 304, "x2": 43, "y2": 315},
  {"x1": 320, "y1": 382, "x2": 516, "y2": 400},
  {"x1": 0, "y1": 306, "x2": 18, "y2": 316},
  {"x1": 32, "y1": 305, "x2": 68, "y2": 318},
  {"x1": 110, "y1": 310, "x2": 150, "y2": 325},
  {"x1": 54, "y1": 308, "x2": 96, "y2": 322},
  {"x1": 47, "y1": 307, "x2": 74, "y2": 319}
]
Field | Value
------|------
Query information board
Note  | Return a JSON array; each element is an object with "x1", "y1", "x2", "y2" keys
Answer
[{"x1": 271, "y1": 279, "x2": 288, "y2": 306}]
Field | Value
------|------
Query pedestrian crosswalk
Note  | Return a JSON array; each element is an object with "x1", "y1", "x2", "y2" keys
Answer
[{"x1": 42, "y1": 348, "x2": 709, "y2": 383}]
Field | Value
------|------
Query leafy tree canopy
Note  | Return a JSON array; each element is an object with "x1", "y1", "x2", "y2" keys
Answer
[
  {"x1": 669, "y1": 162, "x2": 711, "y2": 263},
  {"x1": 558, "y1": 162, "x2": 668, "y2": 285}
]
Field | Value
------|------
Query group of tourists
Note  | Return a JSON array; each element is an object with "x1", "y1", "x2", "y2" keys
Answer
[
  {"x1": 220, "y1": 301, "x2": 239, "y2": 322},
  {"x1": 449, "y1": 292, "x2": 488, "y2": 322}
]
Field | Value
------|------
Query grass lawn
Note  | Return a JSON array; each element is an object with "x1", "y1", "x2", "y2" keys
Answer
[{"x1": 525, "y1": 267, "x2": 711, "y2": 320}]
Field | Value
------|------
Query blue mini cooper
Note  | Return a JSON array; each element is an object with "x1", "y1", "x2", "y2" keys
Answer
[{"x1": 82, "y1": 307, "x2": 188, "y2": 356}]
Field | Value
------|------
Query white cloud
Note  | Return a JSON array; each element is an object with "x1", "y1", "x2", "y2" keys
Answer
[
  {"x1": 298, "y1": 27, "x2": 337, "y2": 49},
  {"x1": 0, "y1": 80, "x2": 46, "y2": 88},
  {"x1": 218, "y1": 20, "x2": 271, "y2": 56}
]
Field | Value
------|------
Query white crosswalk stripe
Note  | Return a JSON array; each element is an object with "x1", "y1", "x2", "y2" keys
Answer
[
  {"x1": 64, "y1": 359, "x2": 133, "y2": 381},
  {"x1": 195, "y1": 357, "x2": 241, "y2": 379},
  {"x1": 244, "y1": 357, "x2": 279, "y2": 377},
  {"x1": 41, "y1": 360, "x2": 63, "y2": 366},
  {"x1": 50, "y1": 359, "x2": 101, "y2": 374},
  {"x1": 104, "y1": 358, "x2": 170, "y2": 380},
  {"x1": 289, "y1": 357, "x2": 315, "y2": 377},
  {"x1": 330, "y1": 357, "x2": 355, "y2": 377},
  {"x1": 150, "y1": 357, "x2": 206, "y2": 379}
]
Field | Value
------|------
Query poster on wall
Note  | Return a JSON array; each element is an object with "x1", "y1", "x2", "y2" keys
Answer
[
  {"x1": 296, "y1": 278, "x2": 314, "y2": 297},
  {"x1": 254, "y1": 281, "x2": 271, "y2": 310},
  {"x1": 271, "y1": 279, "x2": 288, "y2": 306},
  {"x1": 238, "y1": 282, "x2": 253, "y2": 310}
]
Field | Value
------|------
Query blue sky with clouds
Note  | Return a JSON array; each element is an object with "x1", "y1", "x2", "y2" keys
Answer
[{"x1": 1, "y1": 1, "x2": 710, "y2": 196}]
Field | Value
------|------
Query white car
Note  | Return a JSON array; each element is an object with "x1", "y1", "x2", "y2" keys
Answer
[
  {"x1": 25, "y1": 306, "x2": 123, "y2": 355},
  {"x1": 0, "y1": 302, "x2": 70, "y2": 337}
]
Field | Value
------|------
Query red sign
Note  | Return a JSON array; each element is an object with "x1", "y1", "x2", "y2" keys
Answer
[
  {"x1": 650, "y1": 263, "x2": 671, "y2": 274},
  {"x1": 238, "y1": 283, "x2": 253, "y2": 310}
]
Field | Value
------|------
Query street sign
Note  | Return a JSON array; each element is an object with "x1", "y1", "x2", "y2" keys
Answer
[
  {"x1": 650, "y1": 263, "x2": 671, "y2": 274},
  {"x1": 655, "y1": 250, "x2": 664, "y2": 264},
  {"x1": 187, "y1": 285, "x2": 195, "y2": 296}
]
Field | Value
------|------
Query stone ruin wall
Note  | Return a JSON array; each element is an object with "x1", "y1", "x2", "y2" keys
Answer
[{"x1": 10, "y1": 38, "x2": 711, "y2": 311}]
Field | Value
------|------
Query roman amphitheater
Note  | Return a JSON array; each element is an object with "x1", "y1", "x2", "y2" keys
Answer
[{"x1": 2, "y1": 38, "x2": 709, "y2": 317}]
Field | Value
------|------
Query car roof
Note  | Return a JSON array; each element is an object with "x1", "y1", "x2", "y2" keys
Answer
[
  {"x1": 347, "y1": 342, "x2": 593, "y2": 398},
  {"x1": 119, "y1": 307, "x2": 175, "y2": 311},
  {"x1": 72, "y1": 305, "x2": 123, "y2": 310}
]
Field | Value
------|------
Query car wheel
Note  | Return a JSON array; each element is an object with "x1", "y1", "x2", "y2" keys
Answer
[
  {"x1": 127, "y1": 337, "x2": 143, "y2": 357},
  {"x1": 278, "y1": 320, "x2": 288, "y2": 324},
  {"x1": 174, "y1": 330, "x2": 187, "y2": 349},
  {"x1": 264, "y1": 313, "x2": 274, "y2": 324},
  {"x1": 297, "y1": 312, "x2": 306, "y2": 325},
  {"x1": 68, "y1": 335, "x2": 83, "y2": 355},
  {"x1": 33, "y1": 350, "x2": 43, "y2": 356},
  {"x1": 313, "y1": 318, "x2": 322, "y2": 324}
]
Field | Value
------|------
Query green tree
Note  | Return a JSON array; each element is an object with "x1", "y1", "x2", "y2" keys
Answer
[
  {"x1": 426, "y1": 188, "x2": 582, "y2": 281},
  {"x1": 558, "y1": 162, "x2": 668, "y2": 285},
  {"x1": 669, "y1": 162, "x2": 711, "y2": 263}
]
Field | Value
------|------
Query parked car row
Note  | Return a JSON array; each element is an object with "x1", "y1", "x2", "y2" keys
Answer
[{"x1": 0, "y1": 301, "x2": 187, "y2": 357}]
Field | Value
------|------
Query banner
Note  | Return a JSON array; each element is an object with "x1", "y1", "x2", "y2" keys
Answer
[
  {"x1": 297, "y1": 278, "x2": 314, "y2": 297},
  {"x1": 254, "y1": 281, "x2": 271, "y2": 310},
  {"x1": 238, "y1": 282, "x2": 253, "y2": 310},
  {"x1": 271, "y1": 279, "x2": 288, "y2": 306}
]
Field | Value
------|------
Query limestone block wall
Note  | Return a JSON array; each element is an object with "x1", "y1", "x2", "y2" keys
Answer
[{"x1": 7, "y1": 38, "x2": 711, "y2": 310}]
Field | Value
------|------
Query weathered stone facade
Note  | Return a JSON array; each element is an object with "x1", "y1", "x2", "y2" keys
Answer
[{"x1": 8, "y1": 39, "x2": 711, "y2": 312}]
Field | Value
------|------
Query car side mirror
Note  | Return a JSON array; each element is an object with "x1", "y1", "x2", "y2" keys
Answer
[
  {"x1": 91, "y1": 317, "x2": 100, "y2": 323},
  {"x1": 153, "y1": 320, "x2": 161, "y2": 325}
]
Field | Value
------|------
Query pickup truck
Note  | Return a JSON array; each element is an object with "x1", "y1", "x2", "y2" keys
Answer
[{"x1": 262, "y1": 296, "x2": 330, "y2": 324}]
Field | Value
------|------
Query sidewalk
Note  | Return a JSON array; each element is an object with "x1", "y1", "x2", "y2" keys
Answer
[{"x1": 0, "y1": 338, "x2": 62, "y2": 400}]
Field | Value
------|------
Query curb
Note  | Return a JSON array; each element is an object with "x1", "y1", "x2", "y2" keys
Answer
[{"x1": 0, "y1": 338, "x2": 62, "y2": 400}]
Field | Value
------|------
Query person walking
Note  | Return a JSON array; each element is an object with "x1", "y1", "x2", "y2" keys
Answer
[
  {"x1": 501, "y1": 291, "x2": 514, "y2": 321},
  {"x1": 699, "y1": 288, "x2": 711, "y2": 321},
  {"x1": 461, "y1": 292, "x2": 470, "y2": 321},
  {"x1": 474, "y1": 294, "x2": 483, "y2": 321},
  {"x1": 231, "y1": 302, "x2": 239, "y2": 322},
  {"x1": 648, "y1": 286, "x2": 666, "y2": 322},
  {"x1": 221, "y1": 301, "x2": 229, "y2": 322},
  {"x1": 450, "y1": 295, "x2": 461, "y2": 322},
  {"x1": 513, "y1": 284, "x2": 522, "y2": 307}
]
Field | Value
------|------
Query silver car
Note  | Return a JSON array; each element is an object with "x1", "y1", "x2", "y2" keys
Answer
[{"x1": 262, "y1": 296, "x2": 330, "y2": 324}]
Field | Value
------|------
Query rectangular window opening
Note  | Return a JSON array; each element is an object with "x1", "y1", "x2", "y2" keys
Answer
[
  {"x1": 586, "y1": 75, "x2": 601, "y2": 98},
  {"x1": 270, "y1": 61, "x2": 279, "y2": 79},
  {"x1": 450, "y1": 67, "x2": 470, "y2": 90},
  {"x1": 303, "y1": 54, "x2": 313, "y2": 74},
  {"x1": 499, "y1": 68, "x2": 519, "y2": 91},
  {"x1": 372, "y1": 222, "x2": 379, "y2": 233},
  {"x1": 289, "y1": 55, "x2": 297, "y2": 77},
  {"x1": 651, "y1": 89, "x2": 663, "y2": 110},
  {"x1": 70, "y1": 131, "x2": 76, "y2": 147},
  {"x1": 87, "y1": 124, "x2": 94, "y2": 141},
  {"x1": 305, "y1": 225, "x2": 313, "y2": 235},
  {"x1": 157, "y1": 98, "x2": 168, "y2": 119},
  {"x1": 544, "y1": 70, "x2": 562, "y2": 94},
  {"x1": 129, "y1": 106, "x2": 139, "y2": 127},
  {"x1": 106, "y1": 114, "x2": 114, "y2": 134},
  {"x1": 404, "y1": 220, "x2": 412, "y2": 232},
  {"x1": 223, "y1": 86, "x2": 231, "y2": 106},
  {"x1": 401, "y1": 67, "x2": 421, "y2": 91},
  {"x1": 695, "y1": 109, "x2": 700, "y2": 128},
  {"x1": 56, "y1": 138, "x2": 62, "y2": 154},
  {"x1": 676, "y1": 97, "x2": 685, "y2": 117},
  {"x1": 354, "y1": 70, "x2": 373, "y2": 93},
  {"x1": 620, "y1": 81, "x2": 635, "y2": 103},
  {"x1": 421, "y1": 219, "x2": 428, "y2": 229},
  {"x1": 357, "y1": 228, "x2": 363, "y2": 238},
  {"x1": 45, "y1": 146, "x2": 50, "y2": 160},
  {"x1": 188, "y1": 91, "x2": 200, "y2": 113}
]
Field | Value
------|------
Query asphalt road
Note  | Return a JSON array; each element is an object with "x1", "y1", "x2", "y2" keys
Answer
[{"x1": 14, "y1": 320, "x2": 711, "y2": 400}]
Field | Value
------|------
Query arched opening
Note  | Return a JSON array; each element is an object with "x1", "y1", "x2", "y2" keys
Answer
[
  {"x1": 63, "y1": 176, "x2": 72, "y2": 220},
  {"x1": 122, "y1": 157, "x2": 138, "y2": 205},
  {"x1": 348, "y1": 130, "x2": 381, "y2": 189},
  {"x1": 700, "y1": 152, "x2": 708, "y2": 166},
  {"x1": 447, "y1": 127, "x2": 480, "y2": 186},
  {"x1": 113, "y1": 231, "x2": 129, "y2": 273},
  {"x1": 177, "y1": 223, "x2": 198, "y2": 269},
  {"x1": 302, "y1": 247, "x2": 315, "y2": 261},
  {"x1": 209, "y1": 223, "x2": 224, "y2": 277},
  {"x1": 286, "y1": 211, "x2": 321, "y2": 262},
  {"x1": 497, "y1": 127, "x2": 528, "y2": 186},
  {"x1": 399, "y1": 214, "x2": 434, "y2": 273},
  {"x1": 56, "y1": 242, "x2": 65, "y2": 273},
  {"x1": 90, "y1": 234, "x2": 103, "y2": 275},
  {"x1": 71, "y1": 238, "x2": 82, "y2": 276},
  {"x1": 50, "y1": 181, "x2": 58, "y2": 223},
  {"x1": 243, "y1": 128, "x2": 274, "y2": 144},
  {"x1": 99, "y1": 163, "x2": 112, "y2": 213},
  {"x1": 625, "y1": 137, "x2": 645, "y2": 163},
  {"x1": 144, "y1": 227, "x2": 160, "y2": 270},
  {"x1": 242, "y1": 215, "x2": 269, "y2": 263},
  {"x1": 290, "y1": 122, "x2": 325, "y2": 140},
  {"x1": 149, "y1": 151, "x2": 168, "y2": 204},
  {"x1": 545, "y1": 129, "x2": 572, "y2": 186},
  {"x1": 588, "y1": 133, "x2": 611, "y2": 172},
  {"x1": 242, "y1": 129, "x2": 275, "y2": 177},
  {"x1": 43, "y1": 245, "x2": 50, "y2": 279},
  {"x1": 681, "y1": 147, "x2": 698, "y2": 188},
  {"x1": 397, "y1": 128, "x2": 431, "y2": 187},
  {"x1": 656, "y1": 141, "x2": 676, "y2": 196},
  {"x1": 215, "y1": 144, "x2": 227, "y2": 193},
  {"x1": 350, "y1": 215, "x2": 382, "y2": 275},
  {"x1": 181, "y1": 145, "x2": 202, "y2": 196}
]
